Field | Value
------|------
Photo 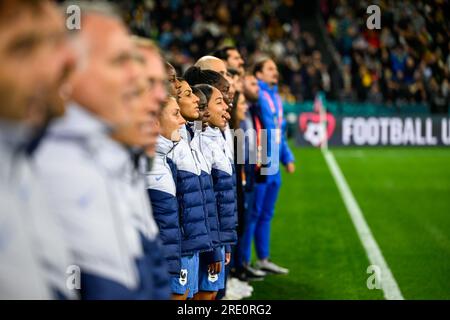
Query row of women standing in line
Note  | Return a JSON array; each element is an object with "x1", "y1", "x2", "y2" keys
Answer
[{"x1": 146, "y1": 62, "x2": 246, "y2": 300}]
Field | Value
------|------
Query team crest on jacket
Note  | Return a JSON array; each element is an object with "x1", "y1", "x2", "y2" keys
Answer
[{"x1": 179, "y1": 269, "x2": 188, "y2": 286}]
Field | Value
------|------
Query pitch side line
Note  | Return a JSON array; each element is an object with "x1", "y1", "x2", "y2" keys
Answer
[{"x1": 322, "y1": 149, "x2": 404, "y2": 300}]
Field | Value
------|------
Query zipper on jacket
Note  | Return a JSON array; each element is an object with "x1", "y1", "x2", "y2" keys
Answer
[{"x1": 177, "y1": 193, "x2": 186, "y2": 239}]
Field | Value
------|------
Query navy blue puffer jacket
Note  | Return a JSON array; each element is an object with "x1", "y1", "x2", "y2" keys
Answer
[
  {"x1": 163, "y1": 136, "x2": 212, "y2": 256},
  {"x1": 190, "y1": 127, "x2": 223, "y2": 263},
  {"x1": 200, "y1": 127, "x2": 237, "y2": 250}
]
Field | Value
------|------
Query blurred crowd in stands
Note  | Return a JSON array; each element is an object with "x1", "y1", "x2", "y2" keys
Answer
[
  {"x1": 323, "y1": 0, "x2": 449, "y2": 112},
  {"x1": 122, "y1": 0, "x2": 332, "y2": 104},
  {"x1": 123, "y1": 0, "x2": 448, "y2": 112}
]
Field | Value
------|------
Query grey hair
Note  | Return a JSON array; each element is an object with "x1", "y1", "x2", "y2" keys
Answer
[{"x1": 61, "y1": 1, "x2": 123, "y2": 71}]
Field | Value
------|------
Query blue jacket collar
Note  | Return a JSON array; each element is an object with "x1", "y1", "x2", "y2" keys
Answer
[{"x1": 257, "y1": 79, "x2": 278, "y2": 93}]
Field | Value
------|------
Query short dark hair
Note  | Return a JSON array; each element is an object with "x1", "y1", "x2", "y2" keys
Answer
[
  {"x1": 192, "y1": 86, "x2": 207, "y2": 110},
  {"x1": 211, "y1": 46, "x2": 237, "y2": 61},
  {"x1": 184, "y1": 66, "x2": 230, "y2": 104},
  {"x1": 183, "y1": 66, "x2": 228, "y2": 88}
]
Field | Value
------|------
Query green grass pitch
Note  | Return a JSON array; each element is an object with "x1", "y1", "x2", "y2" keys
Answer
[{"x1": 247, "y1": 145, "x2": 450, "y2": 300}]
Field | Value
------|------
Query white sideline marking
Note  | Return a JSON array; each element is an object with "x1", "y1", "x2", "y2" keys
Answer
[{"x1": 322, "y1": 149, "x2": 404, "y2": 300}]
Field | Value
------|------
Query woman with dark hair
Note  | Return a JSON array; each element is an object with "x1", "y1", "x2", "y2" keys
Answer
[
  {"x1": 176, "y1": 77, "x2": 201, "y2": 142},
  {"x1": 176, "y1": 77, "x2": 200, "y2": 123},
  {"x1": 172, "y1": 80, "x2": 227, "y2": 300},
  {"x1": 228, "y1": 91, "x2": 260, "y2": 286},
  {"x1": 149, "y1": 88, "x2": 217, "y2": 300},
  {"x1": 229, "y1": 91, "x2": 248, "y2": 130},
  {"x1": 191, "y1": 86, "x2": 209, "y2": 130},
  {"x1": 192, "y1": 84, "x2": 238, "y2": 300}
]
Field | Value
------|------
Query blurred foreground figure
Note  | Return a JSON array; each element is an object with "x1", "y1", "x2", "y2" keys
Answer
[
  {"x1": 0, "y1": 0, "x2": 76, "y2": 299},
  {"x1": 35, "y1": 1, "x2": 169, "y2": 299}
]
